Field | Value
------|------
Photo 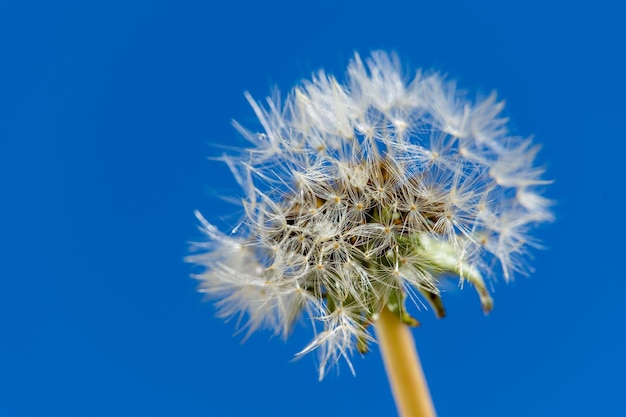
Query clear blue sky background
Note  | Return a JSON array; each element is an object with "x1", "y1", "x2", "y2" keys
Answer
[{"x1": 1, "y1": 1, "x2": 624, "y2": 416}]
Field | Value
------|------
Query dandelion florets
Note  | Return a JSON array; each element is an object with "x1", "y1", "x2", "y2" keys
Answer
[{"x1": 187, "y1": 51, "x2": 552, "y2": 379}]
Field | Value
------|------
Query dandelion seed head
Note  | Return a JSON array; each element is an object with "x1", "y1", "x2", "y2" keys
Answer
[{"x1": 188, "y1": 51, "x2": 552, "y2": 378}]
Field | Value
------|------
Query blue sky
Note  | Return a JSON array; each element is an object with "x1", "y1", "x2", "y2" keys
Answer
[{"x1": 1, "y1": 1, "x2": 624, "y2": 416}]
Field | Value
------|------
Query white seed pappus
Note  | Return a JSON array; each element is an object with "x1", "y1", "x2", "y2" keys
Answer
[{"x1": 187, "y1": 51, "x2": 552, "y2": 379}]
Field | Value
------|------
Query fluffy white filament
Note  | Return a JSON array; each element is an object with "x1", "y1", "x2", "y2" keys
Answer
[{"x1": 187, "y1": 51, "x2": 552, "y2": 379}]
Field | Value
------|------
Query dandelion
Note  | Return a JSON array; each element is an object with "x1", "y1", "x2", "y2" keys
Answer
[{"x1": 187, "y1": 51, "x2": 552, "y2": 417}]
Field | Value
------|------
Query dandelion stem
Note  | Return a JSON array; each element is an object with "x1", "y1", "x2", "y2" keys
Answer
[{"x1": 375, "y1": 306, "x2": 436, "y2": 417}]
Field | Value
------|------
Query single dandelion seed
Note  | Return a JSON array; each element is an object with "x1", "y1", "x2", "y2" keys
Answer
[{"x1": 187, "y1": 51, "x2": 552, "y2": 417}]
